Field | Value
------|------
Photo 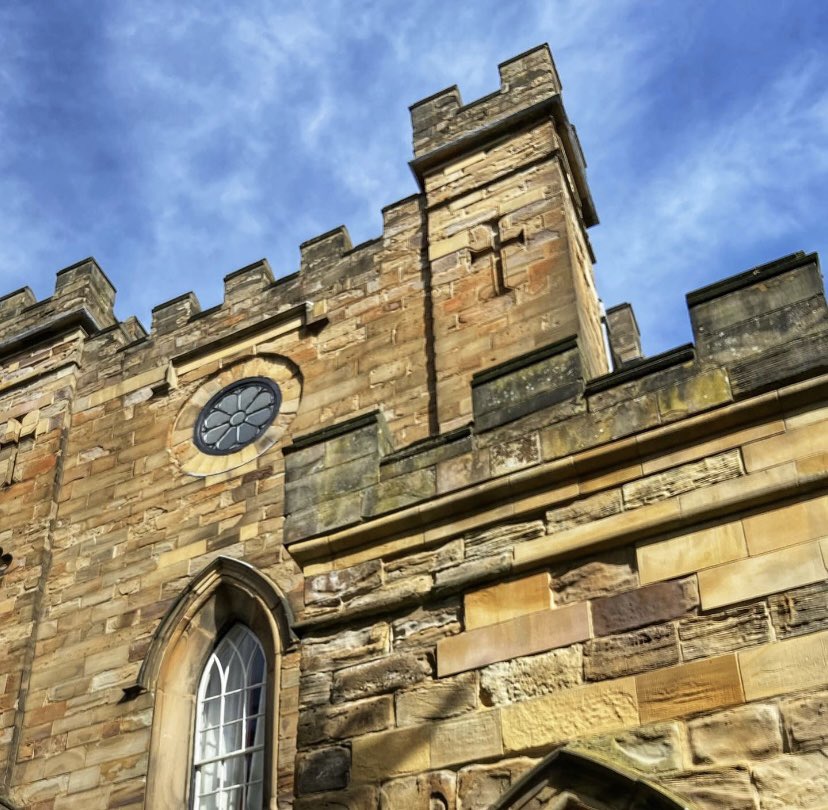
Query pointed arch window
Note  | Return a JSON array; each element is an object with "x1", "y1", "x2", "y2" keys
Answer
[{"x1": 193, "y1": 624, "x2": 267, "y2": 810}]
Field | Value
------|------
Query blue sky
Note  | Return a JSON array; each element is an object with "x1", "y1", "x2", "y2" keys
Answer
[{"x1": 1, "y1": 1, "x2": 826, "y2": 355}]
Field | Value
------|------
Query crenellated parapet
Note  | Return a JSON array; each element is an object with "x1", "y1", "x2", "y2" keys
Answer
[
  {"x1": 0, "y1": 258, "x2": 117, "y2": 358},
  {"x1": 409, "y1": 44, "x2": 562, "y2": 159}
]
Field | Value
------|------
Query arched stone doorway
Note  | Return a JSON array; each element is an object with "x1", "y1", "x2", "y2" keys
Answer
[{"x1": 491, "y1": 748, "x2": 693, "y2": 810}]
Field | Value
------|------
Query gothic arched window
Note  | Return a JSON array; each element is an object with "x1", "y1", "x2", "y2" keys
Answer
[{"x1": 193, "y1": 624, "x2": 267, "y2": 809}]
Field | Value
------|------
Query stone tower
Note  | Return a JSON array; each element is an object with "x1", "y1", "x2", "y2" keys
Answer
[{"x1": 0, "y1": 44, "x2": 827, "y2": 810}]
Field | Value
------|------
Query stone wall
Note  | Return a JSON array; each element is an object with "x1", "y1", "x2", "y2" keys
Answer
[{"x1": 0, "y1": 43, "x2": 825, "y2": 810}]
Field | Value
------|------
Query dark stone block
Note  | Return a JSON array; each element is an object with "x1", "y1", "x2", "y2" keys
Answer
[
  {"x1": 592, "y1": 577, "x2": 699, "y2": 637},
  {"x1": 472, "y1": 338, "x2": 583, "y2": 432},
  {"x1": 332, "y1": 652, "x2": 432, "y2": 702},
  {"x1": 679, "y1": 603, "x2": 772, "y2": 661},
  {"x1": 296, "y1": 745, "x2": 351, "y2": 795},
  {"x1": 769, "y1": 580, "x2": 828, "y2": 639}
]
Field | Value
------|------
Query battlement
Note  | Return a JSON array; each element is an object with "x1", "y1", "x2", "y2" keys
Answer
[
  {"x1": 0, "y1": 257, "x2": 118, "y2": 358},
  {"x1": 409, "y1": 44, "x2": 562, "y2": 158}
]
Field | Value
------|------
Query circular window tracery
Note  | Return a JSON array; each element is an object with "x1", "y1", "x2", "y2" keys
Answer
[{"x1": 194, "y1": 377, "x2": 282, "y2": 455}]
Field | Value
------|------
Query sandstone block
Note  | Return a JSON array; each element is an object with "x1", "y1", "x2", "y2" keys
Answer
[
  {"x1": 743, "y1": 419, "x2": 828, "y2": 472},
  {"x1": 305, "y1": 559, "x2": 383, "y2": 607},
  {"x1": 301, "y1": 623, "x2": 389, "y2": 672},
  {"x1": 780, "y1": 690, "x2": 828, "y2": 752},
  {"x1": 501, "y1": 678, "x2": 639, "y2": 752},
  {"x1": 769, "y1": 581, "x2": 828, "y2": 639},
  {"x1": 385, "y1": 540, "x2": 462, "y2": 581},
  {"x1": 584, "y1": 624, "x2": 679, "y2": 681},
  {"x1": 664, "y1": 767, "x2": 756, "y2": 810},
  {"x1": 430, "y1": 709, "x2": 503, "y2": 769},
  {"x1": 752, "y1": 751, "x2": 828, "y2": 810},
  {"x1": 298, "y1": 695, "x2": 394, "y2": 747},
  {"x1": 296, "y1": 745, "x2": 351, "y2": 795},
  {"x1": 550, "y1": 547, "x2": 638, "y2": 604},
  {"x1": 637, "y1": 520, "x2": 746, "y2": 585},
  {"x1": 739, "y1": 629, "x2": 828, "y2": 701},
  {"x1": 743, "y1": 494, "x2": 828, "y2": 556},
  {"x1": 396, "y1": 672, "x2": 478, "y2": 726},
  {"x1": 437, "y1": 601, "x2": 591, "y2": 677},
  {"x1": 391, "y1": 601, "x2": 462, "y2": 650},
  {"x1": 294, "y1": 785, "x2": 379, "y2": 810},
  {"x1": 570, "y1": 722, "x2": 683, "y2": 774},
  {"x1": 591, "y1": 577, "x2": 698, "y2": 636},
  {"x1": 351, "y1": 725, "x2": 431, "y2": 783},
  {"x1": 636, "y1": 654, "x2": 744, "y2": 724},
  {"x1": 332, "y1": 651, "x2": 432, "y2": 702},
  {"x1": 380, "y1": 770, "x2": 456, "y2": 810},
  {"x1": 678, "y1": 603, "x2": 772, "y2": 661},
  {"x1": 622, "y1": 449, "x2": 743, "y2": 509},
  {"x1": 480, "y1": 645, "x2": 582, "y2": 706},
  {"x1": 656, "y1": 368, "x2": 732, "y2": 422},
  {"x1": 697, "y1": 540, "x2": 826, "y2": 610},
  {"x1": 546, "y1": 489, "x2": 623, "y2": 533},
  {"x1": 463, "y1": 520, "x2": 545, "y2": 560},
  {"x1": 456, "y1": 758, "x2": 539, "y2": 810},
  {"x1": 464, "y1": 572, "x2": 552, "y2": 630},
  {"x1": 688, "y1": 703, "x2": 782, "y2": 765}
]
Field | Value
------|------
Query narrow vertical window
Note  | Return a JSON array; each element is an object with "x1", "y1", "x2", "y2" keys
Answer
[{"x1": 193, "y1": 624, "x2": 266, "y2": 809}]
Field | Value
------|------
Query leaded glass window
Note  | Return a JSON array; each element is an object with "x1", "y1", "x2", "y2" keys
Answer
[
  {"x1": 194, "y1": 378, "x2": 281, "y2": 455},
  {"x1": 193, "y1": 624, "x2": 266, "y2": 809}
]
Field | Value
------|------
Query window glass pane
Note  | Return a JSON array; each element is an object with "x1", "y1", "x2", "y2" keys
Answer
[{"x1": 193, "y1": 624, "x2": 267, "y2": 810}]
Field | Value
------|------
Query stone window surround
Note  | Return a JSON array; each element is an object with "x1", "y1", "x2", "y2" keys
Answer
[
  {"x1": 136, "y1": 557, "x2": 297, "y2": 810},
  {"x1": 171, "y1": 354, "x2": 302, "y2": 478}
]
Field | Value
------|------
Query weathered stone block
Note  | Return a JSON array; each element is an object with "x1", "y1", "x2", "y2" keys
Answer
[
  {"x1": 385, "y1": 540, "x2": 462, "y2": 581},
  {"x1": 379, "y1": 770, "x2": 456, "y2": 810},
  {"x1": 636, "y1": 654, "x2": 744, "y2": 724},
  {"x1": 688, "y1": 703, "x2": 783, "y2": 765},
  {"x1": 622, "y1": 449, "x2": 743, "y2": 509},
  {"x1": 664, "y1": 767, "x2": 756, "y2": 810},
  {"x1": 391, "y1": 601, "x2": 462, "y2": 650},
  {"x1": 296, "y1": 745, "x2": 351, "y2": 795},
  {"x1": 370, "y1": 468, "x2": 436, "y2": 516},
  {"x1": 500, "y1": 678, "x2": 639, "y2": 752},
  {"x1": 437, "y1": 601, "x2": 590, "y2": 677},
  {"x1": 480, "y1": 645, "x2": 582, "y2": 706},
  {"x1": 332, "y1": 651, "x2": 432, "y2": 702},
  {"x1": 471, "y1": 339, "x2": 583, "y2": 432},
  {"x1": 396, "y1": 672, "x2": 478, "y2": 726},
  {"x1": 546, "y1": 489, "x2": 623, "y2": 533},
  {"x1": 298, "y1": 695, "x2": 394, "y2": 747},
  {"x1": 739, "y1": 629, "x2": 828, "y2": 701},
  {"x1": 304, "y1": 559, "x2": 383, "y2": 608},
  {"x1": 678, "y1": 603, "x2": 772, "y2": 661},
  {"x1": 550, "y1": 547, "x2": 638, "y2": 604},
  {"x1": 570, "y1": 722, "x2": 683, "y2": 774},
  {"x1": 769, "y1": 580, "x2": 828, "y2": 639},
  {"x1": 584, "y1": 624, "x2": 680, "y2": 681},
  {"x1": 464, "y1": 572, "x2": 552, "y2": 630},
  {"x1": 430, "y1": 709, "x2": 503, "y2": 769},
  {"x1": 655, "y1": 368, "x2": 732, "y2": 423},
  {"x1": 301, "y1": 622, "x2": 389, "y2": 672},
  {"x1": 780, "y1": 690, "x2": 828, "y2": 752},
  {"x1": 752, "y1": 751, "x2": 828, "y2": 810},
  {"x1": 591, "y1": 577, "x2": 698, "y2": 637},
  {"x1": 463, "y1": 520, "x2": 545, "y2": 560},
  {"x1": 456, "y1": 758, "x2": 539, "y2": 810}
]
